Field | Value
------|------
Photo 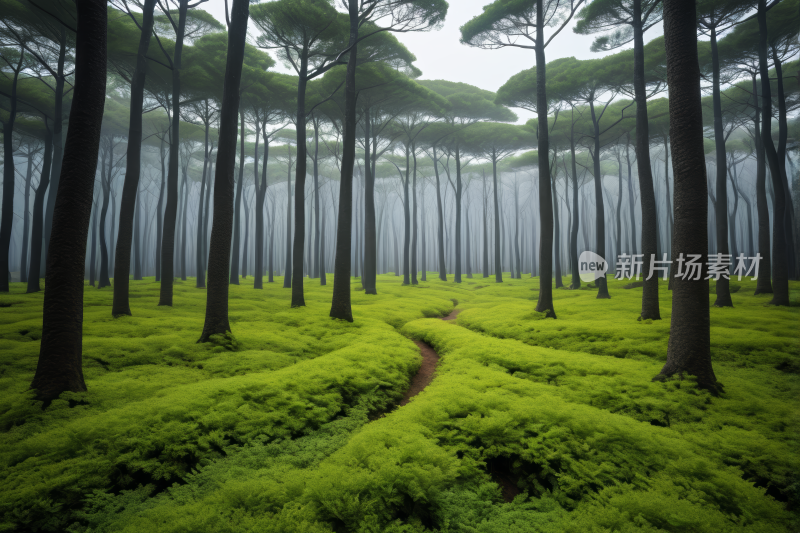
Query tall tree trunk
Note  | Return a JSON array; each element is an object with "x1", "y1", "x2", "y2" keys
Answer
[
  {"x1": 27, "y1": 117, "x2": 53, "y2": 293},
  {"x1": 20, "y1": 150, "x2": 34, "y2": 283},
  {"x1": 402, "y1": 146, "x2": 411, "y2": 285},
  {"x1": 133, "y1": 187, "x2": 142, "y2": 280},
  {"x1": 492, "y1": 156, "x2": 502, "y2": 283},
  {"x1": 329, "y1": 3, "x2": 358, "y2": 321},
  {"x1": 159, "y1": 0, "x2": 189, "y2": 306},
  {"x1": 242, "y1": 186, "x2": 250, "y2": 278},
  {"x1": 89, "y1": 197, "x2": 98, "y2": 287},
  {"x1": 31, "y1": 0, "x2": 107, "y2": 401},
  {"x1": 411, "y1": 144, "x2": 419, "y2": 284},
  {"x1": 632, "y1": 2, "x2": 659, "y2": 316},
  {"x1": 363, "y1": 109, "x2": 378, "y2": 293},
  {"x1": 155, "y1": 138, "x2": 166, "y2": 282},
  {"x1": 771, "y1": 51, "x2": 797, "y2": 280},
  {"x1": 710, "y1": 26, "x2": 733, "y2": 307},
  {"x1": 43, "y1": 28, "x2": 67, "y2": 276},
  {"x1": 553, "y1": 173, "x2": 562, "y2": 288},
  {"x1": 291, "y1": 55, "x2": 309, "y2": 306},
  {"x1": 254, "y1": 125, "x2": 268, "y2": 289},
  {"x1": 482, "y1": 170, "x2": 489, "y2": 278},
  {"x1": 313, "y1": 118, "x2": 322, "y2": 282},
  {"x1": 0, "y1": 50, "x2": 23, "y2": 291},
  {"x1": 283, "y1": 150, "x2": 293, "y2": 288},
  {"x1": 421, "y1": 183, "x2": 427, "y2": 281},
  {"x1": 454, "y1": 145, "x2": 462, "y2": 283},
  {"x1": 199, "y1": 0, "x2": 249, "y2": 341},
  {"x1": 98, "y1": 140, "x2": 112, "y2": 288},
  {"x1": 655, "y1": 0, "x2": 717, "y2": 393},
  {"x1": 434, "y1": 146, "x2": 447, "y2": 281},
  {"x1": 534, "y1": 0, "x2": 555, "y2": 316},
  {"x1": 757, "y1": 1, "x2": 788, "y2": 305},
  {"x1": 590, "y1": 101, "x2": 610, "y2": 299},
  {"x1": 230, "y1": 111, "x2": 245, "y2": 285},
  {"x1": 196, "y1": 111, "x2": 210, "y2": 288}
]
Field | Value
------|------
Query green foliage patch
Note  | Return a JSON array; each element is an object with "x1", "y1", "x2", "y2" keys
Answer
[{"x1": 0, "y1": 274, "x2": 797, "y2": 532}]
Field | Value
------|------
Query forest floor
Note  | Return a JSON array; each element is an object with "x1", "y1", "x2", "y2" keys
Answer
[{"x1": 0, "y1": 274, "x2": 798, "y2": 533}]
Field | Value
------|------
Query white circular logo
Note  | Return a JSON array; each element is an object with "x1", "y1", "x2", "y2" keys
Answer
[{"x1": 578, "y1": 251, "x2": 608, "y2": 282}]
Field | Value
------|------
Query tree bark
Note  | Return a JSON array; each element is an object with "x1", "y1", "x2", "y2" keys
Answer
[
  {"x1": 27, "y1": 117, "x2": 53, "y2": 293},
  {"x1": 654, "y1": 0, "x2": 717, "y2": 393},
  {"x1": 199, "y1": 0, "x2": 249, "y2": 341},
  {"x1": 0, "y1": 50, "x2": 24, "y2": 291},
  {"x1": 291, "y1": 54, "x2": 309, "y2": 306},
  {"x1": 97, "y1": 139, "x2": 112, "y2": 288},
  {"x1": 534, "y1": 0, "x2": 555, "y2": 316},
  {"x1": 230, "y1": 111, "x2": 245, "y2": 285},
  {"x1": 710, "y1": 26, "x2": 733, "y2": 307},
  {"x1": 632, "y1": 2, "x2": 659, "y2": 316},
  {"x1": 589, "y1": 100, "x2": 609, "y2": 299},
  {"x1": 159, "y1": 0, "x2": 189, "y2": 306},
  {"x1": 433, "y1": 146, "x2": 447, "y2": 281},
  {"x1": 492, "y1": 156, "x2": 503, "y2": 283},
  {"x1": 30, "y1": 0, "x2": 107, "y2": 401},
  {"x1": 757, "y1": 0, "x2": 788, "y2": 305}
]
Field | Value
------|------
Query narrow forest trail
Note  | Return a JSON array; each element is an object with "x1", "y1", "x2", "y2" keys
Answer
[{"x1": 397, "y1": 308, "x2": 461, "y2": 406}]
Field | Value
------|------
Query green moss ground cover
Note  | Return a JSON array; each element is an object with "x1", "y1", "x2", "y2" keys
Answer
[{"x1": 0, "y1": 274, "x2": 797, "y2": 532}]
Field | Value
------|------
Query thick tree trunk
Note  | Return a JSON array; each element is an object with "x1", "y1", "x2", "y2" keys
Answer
[
  {"x1": 655, "y1": 0, "x2": 717, "y2": 393},
  {"x1": 159, "y1": 0, "x2": 188, "y2": 306},
  {"x1": 198, "y1": 0, "x2": 249, "y2": 341},
  {"x1": 30, "y1": 0, "x2": 107, "y2": 401},
  {"x1": 27, "y1": 118, "x2": 53, "y2": 293},
  {"x1": 534, "y1": 0, "x2": 555, "y2": 316}
]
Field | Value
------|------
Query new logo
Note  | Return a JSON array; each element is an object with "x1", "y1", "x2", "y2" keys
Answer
[{"x1": 579, "y1": 251, "x2": 607, "y2": 282}]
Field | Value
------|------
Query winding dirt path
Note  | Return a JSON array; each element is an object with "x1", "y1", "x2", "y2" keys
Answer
[{"x1": 397, "y1": 308, "x2": 460, "y2": 406}]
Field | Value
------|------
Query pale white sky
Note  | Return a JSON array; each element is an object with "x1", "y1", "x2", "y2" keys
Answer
[{"x1": 201, "y1": 0, "x2": 664, "y2": 124}]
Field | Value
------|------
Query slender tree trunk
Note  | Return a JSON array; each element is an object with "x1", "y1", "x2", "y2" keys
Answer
[
  {"x1": 43, "y1": 28, "x2": 67, "y2": 276},
  {"x1": 363, "y1": 109, "x2": 378, "y2": 294},
  {"x1": 196, "y1": 111, "x2": 210, "y2": 288},
  {"x1": 553, "y1": 173, "x2": 562, "y2": 288},
  {"x1": 655, "y1": 0, "x2": 717, "y2": 393},
  {"x1": 155, "y1": 139, "x2": 166, "y2": 282},
  {"x1": 0, "y1": 51, "x2": 23, "y2": 291},
  {"x1": 20, "y1": 150, "x2": 34, "y2": 283},
  {"x1": 27, "y1": 118, "x2": 53, "y2": 293},
  {"x1": 709, "y1": 26, "x2": 733, "y2": 307},
  {"x1": 133, "y1": 188, "x2": 142, "y2": 280},
  {"x1": 632, "y1": 6, "x2": 659, "y2": 315},
  {"x1": 254, "y1": 127, "x2": 268, "y2": 289},
  {"x1": 230, "y1": 111, "x2": 245, "y2": 285},
  {"x1": 199, "y1": 0, "x2": 249, "y2": 341},
  {"x1": 454, "y1": 145, "x2": 462, "y2": 283},
  {"x1": 434, "y1": 146, "x2": 447, "y2": 281},
  {"x1": 590, "y1": 101, "x2": 610, "y2": 299},
  {"x1": 421, "y1": 183, "x2": 427, "y2": 281},
  {"x1": 89, "y1": 197, "x2": 98, "y2": 287},
  {"x1": 284, "y1": 150, "x2": 293, "y2": 288},
  {"x1": 98, "y1": 141, "x2": 112, "y2": 288},
  {"x1": 411, "y1": 144, "x2": 419, "y2": 284},
  {"x1": 756, "y1": 2, "x2": 788, "y2": 305},
  {"x1": 291, "y1": 56, "x2": 309, "y2": 306},
  {"x1": 31, "y1": 0, "x2": 107, "y2": 401},
  {"x1": 492, "y1": 157, "x2": 503, "y2": 282},
  {"x1": 482, "y1": 170, "x2": 489, "y2": 278},
  {"x1": 771, "y1": 51, "x2": 797, "y2": 280},
  {"x1": 534, "y1": 0, "x2": 555, "y2": 316},
  {"x1": 159, "y1": 0, "x2": 189, "y2": 305}
]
